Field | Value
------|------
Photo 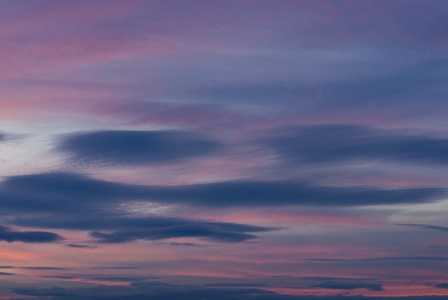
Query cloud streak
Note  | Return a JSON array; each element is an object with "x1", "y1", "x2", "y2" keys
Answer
[
  {"x1": 1, "y1": 173, "x2": 444, "y2": 217},
  {"x1": 311, "y1": 281, "x2": 383, "y2": 291},
  {"x1": 57, "y1": 130, "x2": 222, "y2": 166},
  {"x1": 0, "y1": 225, "x2": 62, "y2": 243},
  {"x1": 396, "y1": 223, "x2": 448, "y2": 233},
  {"x1": 0, "y1": 173, "x2": 276, "y2": 243},
  {"x1": 11, "y1": 281, "x2": 448, "y2": 300},
  {"x1": 90, "y1": 221, "x2": 269, "y2": 243},
  {"x1": 267, "y1": 124, "x2": 448, "y2": 165}
]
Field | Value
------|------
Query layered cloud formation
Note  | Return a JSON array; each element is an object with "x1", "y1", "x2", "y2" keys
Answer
[{"x1": 1, "y1": 1, "x2": 448, "y2": 299}]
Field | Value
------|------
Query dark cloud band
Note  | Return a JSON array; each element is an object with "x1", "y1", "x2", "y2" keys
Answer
[
  {"x1": 267, "y1": 124, "x2": 448, "y2": 165},
  {"x1": 0, "y1": 225, "x2": 62, "y2": 243},
  {"x1": 0, "y1": 172, "x2": 444, "y2": 244},
  {"x1": 57, "y1": 130, "x2": 222, "y2": 166},
  {"x1": 1, "y1": 173, "x2": 444, "y2": 214}
]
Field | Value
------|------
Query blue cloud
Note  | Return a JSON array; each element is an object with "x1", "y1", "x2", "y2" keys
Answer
[
  {"x1": 0, "y1": 225, "x2": 62, "y2": 243},
  {"x1": 0, "y1": 172, "x2": 444, "y2": 245},
  {"x1": 89, "y1": 221, "x2": 269, "y2": 243},
  {"x1": 57, "y1": 130, "x2": 222, "y2": 166},
  {"x1": 267, "y1": 124, "x2": 448, "y2": 165},
  {"x1": 396, "y1": 223, "x2": 448, "y2": 233},
  {"x1": 435, "y1": 283, "x2": 448, "y2": 289},
  {"x1": 1, "y1": 173, "x2": 444, "y2": 216},
  {"x1": 0, "y1": 173, "x2": 275, "y2": 243},
  {"x1": 11, "y1": 281, "x2": 448, "y2": 300},
  {"x1": 311, "y1": 281, "x2": 383, "y2": 291}
]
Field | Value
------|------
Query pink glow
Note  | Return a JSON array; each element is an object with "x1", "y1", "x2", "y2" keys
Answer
[{"x1": 1, "y1": 1, "x2": 448, "y2": 298}]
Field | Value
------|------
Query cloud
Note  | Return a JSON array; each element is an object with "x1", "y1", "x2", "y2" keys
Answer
[
  {"x1": 66, "y1": 244, "x2": 96, "y2": 249},
  {"x1": 89, "y1": 221, "x2": 270, "y2": 243},
  {"x1": 169, "y1": 242, "x2": 198, "y2": 246},
  {"x1": 0, "y1": 173, "x2": 444, "y2": 217},
  {"x1": 311, "y1": 281, "x2": 383, "y2": 291},
  {"x1": 396, "y1": 223, "x2": 448, "y2": 233},
  {"x1": 0, "y1": 172, "x2": 143, "y2": 214},
  {"x1": 0, "y1": 225, "x2": 62, "y2": 243},
  {"x1": 11, "y1": 281, "x2": 281, "y2": 300},
  {"x1": 32, "y1": 214, "x2": 272, "y2": 243},
  {"x1": 306, "y1": 257, "x2": 448, "y2": 262},
  {"x1": 56, "y1": 130, "x2": 222, "y2": 166},
  {"x1": 10, "y1": 206, "x2": 274, "y2": 244},
  {"x1": 0, "y1": 172, "x2": 275, "y2": 243},
  {"x1": 435, "y1": 283, "x2": 448, "y2": 289},
  {"x1": 10, "y1": 280, "x2": 448, "y2": 300},
  {"x1": 0, "y1": 171, "x2": 444, "y2": 245},
  {"x1": 267, "y1": 124, "x2": 448, "y2": 165},
  {"x1": 145, "y1": 180, "x2": 444, "y2": 207},
  {"x1": 205, "y1": 283, "x2": 269, "y2": 288}
]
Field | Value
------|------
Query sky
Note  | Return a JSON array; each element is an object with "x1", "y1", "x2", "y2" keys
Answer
[{"x1": 1, "y1": 0, "x2": 448, "y2": 299}]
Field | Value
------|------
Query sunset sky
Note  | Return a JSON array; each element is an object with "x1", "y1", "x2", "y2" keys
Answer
[{"x1": 1, "y1": 1, "x2": 448, "y2": 299}]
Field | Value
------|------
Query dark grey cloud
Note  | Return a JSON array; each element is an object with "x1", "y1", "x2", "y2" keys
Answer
[
  {"x1": 0, "y1": 172, "x2": 147, "y2": 213},
  {"x1": 0, "y1": 171, "x2": 444, "y2": 244},
  {"x1": 144, "y1": 180, "x2": 444, "y2": 207},
  {"x1": 435, "y1": 283, "x2": 448, "y2": 289},
  {"x1": 12, "y1": 282, "x2": 281, "y2": 300},
  {"x1": 10, "y1": 281, "x2": 448, "y2": 300},
  {"x1": 0, "y1": 173, "x2": 274, "y2": 243},
  {"x1": 0, "y1": 225, "x2": 62, "y2": 243},
  {"x1": 87, "y1": 276, "x2": 150, "y2": 283},
  {"x1": 66, "y1": 244, "x2": 96, "y2": 249},
  {"x1": 267, "y1": 124, "x2": 448, "y2": 165},
  {"x1": 306, "y1": 257, "x2": 448, "y2": 263},
  {"x1": 89, "y1": 220, "x2": 268, "y2": 243},
  {"x1": 169, "y1": 242, "x2": 198, "y2": 246},
  {"x1": 205, "y1": 283, "x2": 269, "y2": 287},
  {"x1": 56, "y1": 130, "x2": 222, "y2": 166},
  {"x1": 396, "y1": 223, "x2": 448, "y2": 233},
  {"x1": 311, "y1": 281, "x2": 383, "y2": 291},
  {"x1": 14, "y1": 212, "x2": 273, "y2": 244},
  {"x1": 0, "y1": 172, "x2": 444, "y2": 215}
]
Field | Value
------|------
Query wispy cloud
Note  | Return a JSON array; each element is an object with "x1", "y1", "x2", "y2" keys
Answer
[
  {"x1": 311, "y1": 281, "x2": 383, "y2": 291},
  {"x1": 396, "y1": 223, "x2": 448, "y2": 233},
  {"x1": 267, "y1": 124, "x2": 448, "y2": 165},
  {"x1": 306, "y1": 257, "x2": 448, "y2": 262}
]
